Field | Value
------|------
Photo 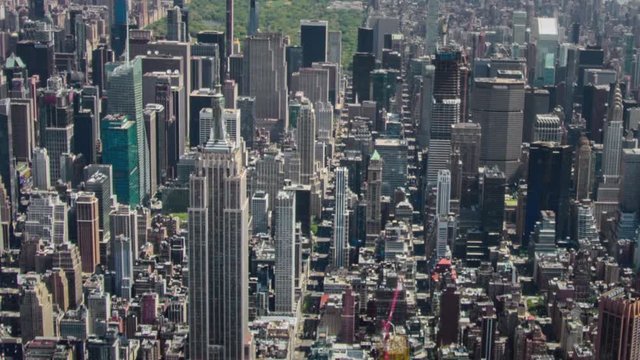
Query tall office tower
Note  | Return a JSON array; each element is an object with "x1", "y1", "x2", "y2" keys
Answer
[
  {"x1": 300, "y1": 20, "x2": 328, "y2": 67},
  {"x1": 223, "y1": 80, "x2": 238, "y2": 108},
  {"x1": 84, "y1": 165, "x2": 113, "y2": 233},
  {"x1": 291, "y1": 67, "x2": 330, "y2": 105},
  {"x1": 582, "y1": 84, "x2": 608, "y2": 143},
  {"x1": 0, "y1": 99, "x2": 14, "y2": 213},
  {"x1": 357, "y1": 27, "x2": 374, "y2": 54},
  {"x1": 481, "y1": 167, "x2": 506, "y2": 233},
  {"x1": 20, "y1": 275, "x2": 54, "y2": 342},
  {"x1": 198, "y1": 31, "x2": 227, "y2": 81},
  {"x1": 274, "y1": 191, "x2": 296, "y2": 314},
  {"x1": 10, "y1": 98, "x2": 36, "y2": 162},
  {"x1": 101, "y1": 114, "x2": 140, "y2": 206},
  {"x1": 472, "y1": 78, "x2": 525, "y2": 180},
  {"x1": 238, "y1": 97, "x2": 256, "y2": 148},
  {"x1": 254, "y1": 146, "x2": 285, "y2": 211},
  {"x1": 435, "y1": 215, "x2": 450, "y2": 259},
  {"x1": 286, "y1": 46, "x2": 304, "y2": 89},
  {"x1": 596, "y1": 288, "x2": 640, "y2": 360},
  {"x1": 226, "y1": 0, "x2": 234, "y2": 59},
  {"x1": 533, "y1": 114, "x2": 563, "y2": 143},
  {"x1": 32, "y1": 147, "x2": 51, "y2": 190},
  {"x1": 143, "y1": 104, "x2": 162, "y2": 193},
  {"x1": 368, "y1": 16, "x2": 401, "y2": 58},
  {"x1": 328, "y1": 31, "x2": 342, "y2": 66},
  {"x1": 451, "y1": 122, "x2": 481, "y2": 179},
  {"x1": 525, "y1": 142, "x2": 572, "y2": 244},
  {"x1": 39, "y1": 76, "x2": 74, "y2": 184},
  {"x1": 297, "y1": 98, "x2": 316, "y2": 185},
  {"x1": 512, "y1": 11, "x2": 527, "y2": 44},
  {"x1": 0, "y1": 180, "x2": 9, "y2": 252},
  {"x1": 425, "y1": 0, "x2": 441, "y2": 54},
  {"x1": 352, "y1": 52, "x2": 376, "y2": 102},
  {"x1": 375, "y1": 138, "x2": 408, "y2": 196},
  {"x1": 108, "y1": 58, "x2": 149, "y2": 204},
  {"x1": 333, "y1": 167, "x2": 349, "y2": 268},
  {"x1": 199, "y1": 108, "x2": 215, "y2": 146},
  {"x1": 76, "y1": 192, "x2": 100, "y2": 274},
  {"x1": 188, "y1": 113, "x2": 249, "y2": 359},
  {"x1": 110, "y1": 203, "x2": 139, "y2": 263},
  {"x1": 223, "y1": 109, "x2": 241, "y2": 145},
  {"x1": 112, "y1": 234, "x2": 133, "y2": 299},
  {"x1": 166, "y1": 6, "x2": 186, "y2": 42},
  {"x1": 523, "y1": 89, "x2": 551, "y2": 143},
  {"x1": 52, "y1": 242, "x2": 83, "y2": 308},
  {"x1": 243, "y1": 33, "x2": 288, "y2": 123},
  {"x1": 190, "y1": 88, "x2": 218, "y2": 147},
  {"x1": 575, "y1": 137, "x2": 594, "y2": 200},
  {"x1": 533, "y1": 18, "x2": 559, "y2": 86},
  {"x1": 25, "y1": 191, "x2": 67, "y2": 244},
  {"x1": 251, "y1": 191, "x2": 269, "y2": 234},
  {"x1": 316, "y1": 102, "x2": 334, "y2": 148},
  {"x1": 602, "y1": 85, "x2": 624, "y2": 178},
  {"x1": 417, "y1": 64, "x2": 435, "y2": 148},
  {"x1": 620, "y1": 149, "x2": 640, "y2": 213},
  {"x1": 366, "y1": 151, "x2": 383, "y2": 240},
  {"x1": 436, "y1": 169, "x2": 451, "y2": 216},
  {"x1": 248, "y1": 0, "x2": 259, "y2": 36},
  {"x1": 426, "y1": 49, "x2": 463, "y2": 186},
  {"x1": 111, "y1": 0, "x2": 129, "y2": 57}
]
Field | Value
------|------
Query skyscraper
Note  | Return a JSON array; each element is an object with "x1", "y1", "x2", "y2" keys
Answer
[
  {"x1": 575, "y1": 137, "x2": 594, "y2": 201},
  {"x1": 274, "y1": 191, "x2": 296, "y2": 314},
  {"x1": 366, "y1": 151, "x2": 383, "y2": 241},
  {"x1": 596, "y1": 288, "x2": 640, "y2": 360},
  {"x1": 472, "y1": 77, "x2": 525, "y2": 180},
  {"x1": 76, "y1": 192, "x2": 100, "y2": 273},
  {"x1": 300, "y1": 20, "x2": 328, "y2": 67},
  {"x1": 248, "y1": 0, "x2": 259, "y2": 36},
  {"x1": 39, "y1": 76, "x2": 74, "y2": 184},
  {"x1": 111, "y1": 234, "x2": 133, "y2": 299},
  {"x1": 188, "y1": 112, "x2": 249, "y2": 359},
  {"x1": 101, "y1": 114, "x2": 140, "y2": 206},
  {"x1": 243, "y1": 33, "x2": 288, "y2": 122},
  {"x1": 297, "y1": 98, "x2": 316, "y2": 185},
  {"x1": 375, "y1": 138, "x2": 408, "y2": 196},
  {"x1": 32, "y1": 147, "x2": 51, "y2": 190},
  {"x1": 20, "y1": 275, "x2": 54, "y2": 342},
  {"x1": 436, "y1": 169, "x2": 451, "y2": 216},
  {"x1": 333, "y1": 167, "x2": 349, "y2": 268},
  {"x1": 107, "y1": 58, "x2": 149, "y2": 204},
  {"x1": 602, "y1": 85, "x2": 623, "y2": 178},
  {"x1": 0, "y1": 99, "x2": 15, "y2": 213},
  {"x1": 481, "y1": 167, "x2": 506, "y2": 233},
  {"x1": 525, "y1": 142, "x2": 572, "y2": 244},
  {"x1": 166, "y1": 6, "x2": 186, "y2": 42},
  {"x1": 226, "y1": 0, "x2": 234, "y2": 59}
]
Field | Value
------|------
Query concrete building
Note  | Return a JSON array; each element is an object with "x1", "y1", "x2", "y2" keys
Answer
[
  {"x1": 274, "y1": 191, "x2": 296, "y2": 314},
  {"x1": 472, "y1": 77, "x2": 525, "y2": 180}
]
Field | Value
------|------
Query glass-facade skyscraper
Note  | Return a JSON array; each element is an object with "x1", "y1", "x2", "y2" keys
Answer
[
  {"x1": 101, "y1": 114, "x2": 140, "y2": 206},
  {"x1": 107, "y1": 58, "x2": 149, "y2": 205}
]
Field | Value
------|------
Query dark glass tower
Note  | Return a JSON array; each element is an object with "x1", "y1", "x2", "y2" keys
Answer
[
  {"x1": 525, "y1": 142, "x2": 572, "y2": 245},
  {"x1": 300, "y1": 20, "x2": 328, "y2": 67}
]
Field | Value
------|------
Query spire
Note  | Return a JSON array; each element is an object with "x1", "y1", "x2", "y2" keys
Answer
[{"x1": 204, "y1": 111, "x2": 233, "y2": 153}]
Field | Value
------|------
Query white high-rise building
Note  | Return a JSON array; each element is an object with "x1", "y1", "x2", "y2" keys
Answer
[
  {"x1": 436, "y1": 169, "x2": 451, "y2": 216},
  {"x1": 297, "y1": 98, "x2": 316, "y2": 185},
  {"x1": 602, "y1": 85, "x2": 624, "y2": 178},
  {"x1": 274, "y1": 191, "x2": 296, "y2": 314},
  {"x1": 199, "y1": 108, "x2": 214, "y2": 146},
  {"x1": 333, "y1": 167, "x2": 349, "y2": 268},
  {"x1": 188, "y1": 112, "x2": 249, "y2": 359},
  {"x1": 223, "y1": 108, "x2": 241, "y2": 145},
  {"x1": 32, "y1": 147, "x2": 51, "y2": 190}
]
